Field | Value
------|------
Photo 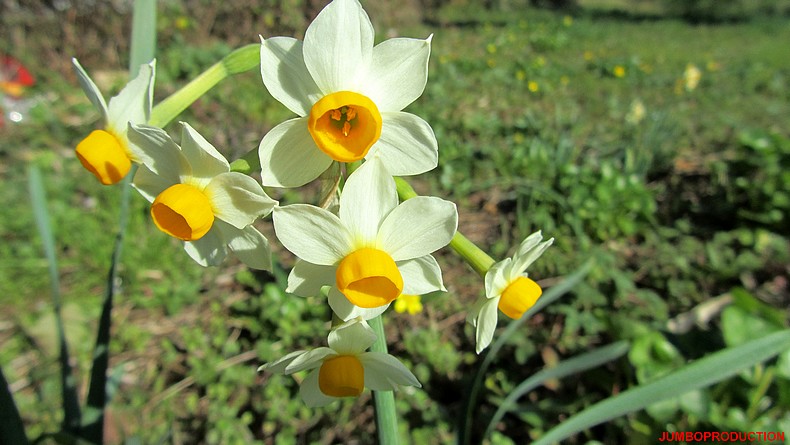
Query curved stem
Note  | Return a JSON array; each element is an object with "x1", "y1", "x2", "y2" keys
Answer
[
  {"x1": 149, "y1": 44, "x2": 259, "y2": 127},
  {"x1": 394, "y1": 177, "x2": 495, "y2": 277}
]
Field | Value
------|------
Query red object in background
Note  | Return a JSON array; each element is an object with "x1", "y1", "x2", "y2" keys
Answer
[
  {"x1": 0, "y1": 54, "x2": 36, "y2": 97},
  {"x1": 1, "y1": 54, "x2": 36, "y2": 127}
]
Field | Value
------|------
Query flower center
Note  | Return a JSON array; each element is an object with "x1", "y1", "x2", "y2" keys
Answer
[
  {"x1": 308, "y1": 91, "x2": 382, "y2": 163},
  {"x1": 336, "y1": 248, "x2": 403, "y2": 308},
  {"x1": 498, "y1": 276, "x2": 542, "y2": 319},
  {"x1": 75, "y1": 129, "x2": 132, "y2": 185},
  {"x1": 151, "y1": 183, "x2": 214, "y2": 241},
  {"x1": 318, "y1": 355, "x2": 364, "y2": 398}
]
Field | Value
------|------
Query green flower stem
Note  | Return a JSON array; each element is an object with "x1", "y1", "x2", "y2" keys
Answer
[
  {"x1": 393, "y1": 177, "x2": 495, "y2": 277},
  {"x1": 368, "y1": 315, "x2": 399, "y2": 445},
  {"x1": 148, "y1": 44, "x2": 259, "y2": 128}
]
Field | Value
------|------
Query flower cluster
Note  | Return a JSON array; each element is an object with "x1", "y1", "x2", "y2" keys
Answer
[{"x1": 71, "y1": 0, "x2": 553, "y2": 407}]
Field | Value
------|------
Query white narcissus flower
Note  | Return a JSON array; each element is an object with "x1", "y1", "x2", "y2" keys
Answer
[
  {"x1": 127, "y1": 122, "x2": 277, "y2": 270},
  {"x1": 467, "y1": 231, "x2": 554, "y2": 354},
  {"x1": 258, "y1": 0, "x2": 437, "y2": 187},
  {"x1": 72, "y1": 58, "x2": 155, "y2": 185},
  {"x1": 273, "y1": 156, "x2": 457, "y2": 320},
  {"x1": 259, "y1": 317, "x2": 420, "y2": 407}
]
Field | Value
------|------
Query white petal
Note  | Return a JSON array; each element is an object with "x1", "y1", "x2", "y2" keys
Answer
[
  {"x1": 363, "y1": 37, "x2": 431, "y2": 112},
  {"x1": 514, "y1": 231, "x2": 544, "y2": 259},
  {"x1": 204, "y1": 172, "x2": 276, "y2": 229},
  {"x1": 272, "y1": 205, "x2": 353, "y2": 266},
  {"x1": 485, "y1": 258, "x2": 511, "y2": 299},
  {"x1": 303, "y1": 0, "x2": 374, "y2": 93},
  {"x1": 328, "y1": 287, "x2": 390, "y2": 321},
  {"x1": 339, "y1": 156, "x2": 397, "y2": 244},
  {"x1": 260, "y1": 37, "x2": 323, "y2": 116},
  {"x1": 216, "y1": 222, "x2": 272, "y2": 271},
  {"x1": 179, "y1": 122, "x2": 230, "y2": 183},
  {"x1": 378, "y1": 197, "x2": 457, "y2": 261},
  {"x1": 287, "y1": 260, "x2": 336, "y2": 297},
  {"x1": 259, "y1": 117, "x2": 333, "y2": 187},
  {"x1": 465, "y1": 295, "x2": 488, "y2": 327},
  {"x1": 259, "y1": 350, "x2": 306, "y2": 374},
  {"x1": 369, "y1": 112, "x2": 438, "y2": 176},
  {"x1": 285, "y1": 347, "x2": 337, "y2": 373},
  {"x1": 300, "y1": 370, "x2": 336, "y2": 407},
  {"x1": 398, "y1": 255, "x2": 446, "y2": 294},
  {"x1": 183, "y1": 228, "x2": 228, "y2": 267},
  {"x1": 131, "y1": 165, "x2": 171, "y2": 203},
  {"x1": 106, "y1": 60, "x2": 155, "y2": 136},
  {"x1": 510, "y1": 237, "x2": 554, "y2": 281},
  {"x1": 475, "y1": 298, "x2": 500, "y2": 354},
  {"x1": 72, "y1": 58, "x2": 109, "y2": 121},
  {"x1": 359, "y1": 352, "x2": 421, "y2": 390},
  {"x1": 126, "y1": 123, "x2": 190, "y2": 181},
  {"x1": 327, "y1": 317, "x2": 377, "y2": 354}
]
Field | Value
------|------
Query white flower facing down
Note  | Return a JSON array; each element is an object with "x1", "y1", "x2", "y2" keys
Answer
[
  {"x1": 127, "y1": 122, "x2": 277, "y2": 270},
  {"x1": 259, "y1": 0, "x2": 437, "y2": 187},
  {"x1": 259, "y1": 317, "x2": 420, "y2": 407},
  {"x1": 467, "y1": 231, "x2": 554, "y2": 354},
  {"x1": 72, "y1": 58, "x2": 155, "y2": 185},
  {"x1": 273, "y1": 156, "x2": 457, "y2": 320}
]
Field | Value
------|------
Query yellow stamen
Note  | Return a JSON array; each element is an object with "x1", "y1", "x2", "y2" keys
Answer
[
  {"x1": 336, "y1": 248, "x2": 403, "y2": 308},
  {"x1": 151, "y1": 183, "x2": 214, "y2": 241},
  {"x1": 308, "y1": 91, "x2": 382, "y2": 162},
  {"x1": 75, "y1": 129, "x2": 132, "y2": 185},
  {"x1": 498, "y1": 276, "x2": 542, "y2": 319},
  {"x1": 318, "y1": 355, "x2": 364, "y2": 398}
]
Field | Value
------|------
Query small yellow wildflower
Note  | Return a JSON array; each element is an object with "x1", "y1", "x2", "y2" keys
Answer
[
  {"x1": 625, "y1": 99, "x2": 646, "y2": 125},
  {"x1": 487, "y1": 58, "x2": 496, "y2": 68},
  {"x1": 515, "y1": 70, "x2": 526, "y2": 81},
  {"x1": 486, "y1": 43, "x2": 497, "y2": 54},
  {"x1": 394, "y1": 295, "x2": 423, "y2": 315},
  {"x1": 613, "y1": 65, "x2": 626, "y2": 78},
  {"x1": 528, "y1": 81, "x2": 539, "y2": 93},
  {"x1": 583, "y1": 51, "x2": 594, "y2": 62},
  {"x1": 684, "y1": 63, "x2": 702, "y2": 91}
]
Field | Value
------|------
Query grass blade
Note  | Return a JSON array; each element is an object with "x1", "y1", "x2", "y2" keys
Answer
[
  {"x1": 533, "y1": 329, "x2": 790, "y2": 445},
  {"x1": 0, "y1": 365, "x2": 29, "y2": 445},
  {"x1": 459, "y1": 259, "x2": 593, "y2": 445},
  {"x1": 28, "y1": 165, "x2": 82, "y2": 434},
  {"x1": 484, "y1": 341, "x2": 630, "y2": 439}
]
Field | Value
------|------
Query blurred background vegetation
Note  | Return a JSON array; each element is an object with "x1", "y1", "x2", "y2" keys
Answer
[{"x1": 1, "y1": 0, "x2": 789, "y2": 443}]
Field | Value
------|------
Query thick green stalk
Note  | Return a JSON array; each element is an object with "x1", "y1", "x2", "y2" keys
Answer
[
  {"x1": 149, "y1": 44, "x2": 259, "y2": 127},
  {"x1": 368, "y1": 316, "x2": 399, "y2": 445},
  {"x1": 83, "y1": 1, "x2": 156, "y2": 442}
]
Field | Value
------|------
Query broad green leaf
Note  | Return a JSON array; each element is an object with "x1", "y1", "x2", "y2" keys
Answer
[
  {"x1": 484, "y1": 341, "x2": 630, "y2": 440},
  {"x1": 533, "y1": 330, "x2": 790, "y2": 445}
]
